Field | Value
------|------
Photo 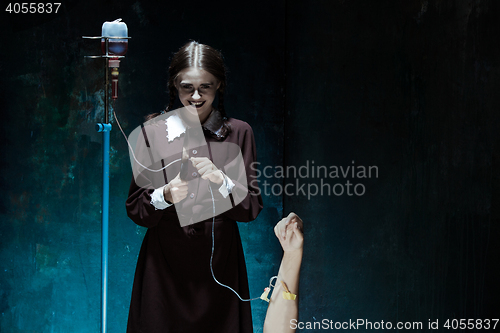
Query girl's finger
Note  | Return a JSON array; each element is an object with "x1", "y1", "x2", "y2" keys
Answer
[{"x1": 198, "y1": 165, "x2": 213, "y2": 175}]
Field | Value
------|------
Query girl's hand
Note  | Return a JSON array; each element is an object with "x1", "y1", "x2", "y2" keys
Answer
[
  {"x1": 274, "y1": 212, "x2": 304, "y2": 252},
  {"x1": 163, "y1": 172, "x2": 189, "y2": 203},
  {"x1": 190, "y1": 157, "x2": 224, "y2": 185}
]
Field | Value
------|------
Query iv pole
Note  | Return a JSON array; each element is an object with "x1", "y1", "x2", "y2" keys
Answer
[{"x1": 82, "y1": 34, "x2": 130, "y2": 333}]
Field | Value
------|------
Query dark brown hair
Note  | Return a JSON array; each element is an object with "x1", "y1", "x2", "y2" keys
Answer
[{"x1": 146, "y1": 41, "x2": 230, "y2": 131}]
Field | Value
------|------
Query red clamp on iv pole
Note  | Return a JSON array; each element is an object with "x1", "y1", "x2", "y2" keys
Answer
[{"x1": 109, "y1": 58, "x2": 120, "y2": 100}]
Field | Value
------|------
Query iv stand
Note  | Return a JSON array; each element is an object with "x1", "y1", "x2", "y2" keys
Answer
[{"x1": 82, "y1": 35, "x2": 131, "y2": 333}]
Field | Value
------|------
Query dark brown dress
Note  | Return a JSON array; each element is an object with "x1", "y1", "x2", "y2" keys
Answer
[{"x1": 125, "y1": 109, "x2": 263, "y2": 333}]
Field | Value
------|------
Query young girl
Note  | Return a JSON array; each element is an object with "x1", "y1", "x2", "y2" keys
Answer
[{"x1": 125, "y1": 41, "x2": 263, "y2": 332}]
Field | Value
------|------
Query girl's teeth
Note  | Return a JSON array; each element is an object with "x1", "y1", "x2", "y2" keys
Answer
[{"x1": 191, "y1": 101, "x2": 203, "y2": 106}]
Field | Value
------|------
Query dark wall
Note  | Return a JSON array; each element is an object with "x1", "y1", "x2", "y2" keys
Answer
[
  {"x1": 1, "y1": 0, "x2": 499, "y2": 332},
  {"x1": 285, "y1": 0, "x2": 500, "y2": 329}
]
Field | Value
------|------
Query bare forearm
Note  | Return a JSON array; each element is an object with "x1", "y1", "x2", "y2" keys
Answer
[
  {"x1": 278, "y1": 250, "x2": 302, "y2": 294},
  {"x1": 263, "y1": 249, "x2": 303, "y2": 333}
]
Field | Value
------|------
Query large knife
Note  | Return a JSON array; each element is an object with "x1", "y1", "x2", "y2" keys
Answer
[{"x1": 179, "y1": 129, "x2": 190, "y2": 180}]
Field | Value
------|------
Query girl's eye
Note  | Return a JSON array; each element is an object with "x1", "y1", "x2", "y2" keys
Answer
[{"x1": 200, "y1": 85, "x2": 210, "y2": 90}]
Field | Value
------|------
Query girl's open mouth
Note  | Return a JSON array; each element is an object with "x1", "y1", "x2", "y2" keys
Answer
[{"x1": 189, "y1": 101, "x2": 205, "y2": 108}]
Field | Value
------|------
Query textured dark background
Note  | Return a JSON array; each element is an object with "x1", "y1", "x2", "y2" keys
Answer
[{"x1": 1, "y1": 0, "x2": 499, "y2": 332}]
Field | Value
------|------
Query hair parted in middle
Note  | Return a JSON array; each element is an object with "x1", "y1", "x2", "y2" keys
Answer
[{"x1": 146, "y1": 40, "x2": 230, "y2": 132}]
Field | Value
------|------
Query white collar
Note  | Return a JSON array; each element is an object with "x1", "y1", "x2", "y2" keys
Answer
[{"x1": 165, "y1": 113, "x2": 186, "y2": 142}]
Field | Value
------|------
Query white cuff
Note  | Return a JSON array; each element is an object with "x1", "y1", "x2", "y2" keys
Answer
[
  {"x1": 218, "y1": 172, "x2": 235, "y2": 198},
  {"x1": 150, "y1": 185, "x2": 173, "y2": 210}
]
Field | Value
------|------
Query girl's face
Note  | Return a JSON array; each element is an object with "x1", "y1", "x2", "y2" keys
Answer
[{"x1": 175, "y1": 67, "x2": 221, "y2": 124}]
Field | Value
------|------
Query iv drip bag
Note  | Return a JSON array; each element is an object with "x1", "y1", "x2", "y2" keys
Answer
[{"x1": 101, "y1": 19, "x2": 128, "y2": 56}]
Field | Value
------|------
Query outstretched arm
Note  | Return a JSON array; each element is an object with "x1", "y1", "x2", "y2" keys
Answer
[{"x1": 263, "y1": 212, "x2": 304, "y2": 333}]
